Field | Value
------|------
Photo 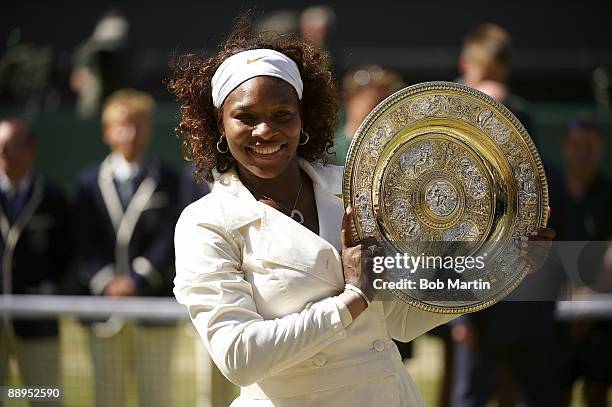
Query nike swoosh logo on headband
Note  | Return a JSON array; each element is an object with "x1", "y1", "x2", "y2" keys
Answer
[{"x1": 246, "y1": 56, "x2": 265, "y2": 64}]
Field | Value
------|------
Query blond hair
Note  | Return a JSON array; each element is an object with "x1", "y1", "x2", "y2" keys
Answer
[
  {"x1": 461, "y1": 23, "x2": 512, "y2": 67},
  {"x1": 102, "y1": 89, "x2": 156, "y2": 126}
]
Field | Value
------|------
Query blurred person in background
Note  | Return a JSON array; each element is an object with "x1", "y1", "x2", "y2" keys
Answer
[
  {"x1": 74, "y1": 89, "x2": 179, "y2": 407},
  {"x1": 457, "y1": 23, "x2": 533, "y2": 137},
  {"x1": 70, "y1": 8, "x2": 130, "y2": 119},
  {"x1": 299, "y1": 5, "x2": 335, "y2": 50},
  {"x1": 328, "y1": 65, "x2": 404, "y2": 165},
  {"x1": 0, "y1": 118, "x2": 71, "y2": 404},
  {"x1": 299, "y1": 5, "x2": 336, "y2": 71},
  {"x1": 550, "y1": 116, "x2": 612, "y2": 407},
  {"x1": 451, "y1": 23, "x2": 563, "y2": 407}
]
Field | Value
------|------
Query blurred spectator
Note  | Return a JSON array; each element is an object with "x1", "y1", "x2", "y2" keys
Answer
[
  {"x1": 299, "y1": 5, "x2": 336, "y2": 71},
  {"x1": 329, "y1": 64, "x2": 404, "y2": 165},
  {"x1": 451, "y1": 23, "x2": 562, "y2": 407},
  {"x1": 0, "y1": 118, "x2": 71, "y2": 402},
  {"x1": 299, "y1": 5, "x2": 335, "y2": 49},
  {"x1": 0, "y1": 29, "x2": 59, "y2": 115},
  {"x1": 70, "y1": 8, "x2": 130, "y2": 119},
  {"x1": 74, "y1": 89, "x2": 179, "y2": 407},
  {"x1": 457, "y1": 23, "x2": 534, "y2": 138},
  {"x1": 551, "y1": 116, "x2": 612, "y2": 407}
]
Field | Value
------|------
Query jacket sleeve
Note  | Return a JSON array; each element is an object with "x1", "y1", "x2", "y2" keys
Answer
[
  {"x1": 382, "y1": 301, "x2": 459, "y2": 342},
  {"x1": 173, "y1": 212, "x2": 351, "y2": 387}
]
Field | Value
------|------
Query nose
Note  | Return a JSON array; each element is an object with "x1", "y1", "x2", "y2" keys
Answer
[{"x1": 251, "y1": 121, "x2": 277, "y2": 140}]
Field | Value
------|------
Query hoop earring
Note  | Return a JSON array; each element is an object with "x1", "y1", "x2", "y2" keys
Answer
[
  {"x1": 216, "y1": 135, "x2": 229, "y2": 153},
  {"x1": 299, "y1": 129, "x2": 310, "y2": 146}
]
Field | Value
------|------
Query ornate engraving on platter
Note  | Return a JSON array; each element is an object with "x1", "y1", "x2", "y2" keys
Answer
[
  {"x1": 399, "y1": 142, "x2": 434, "y2": 178},
  {"x1": 390, "y1": 200, "x2": 420, "y2": 240},
  {"x1": 514, "y1": 162, "x2": 537, "y2": 205},
  {"x1": 355, "y1": 190, "x2": 376, "y2": 233},
  {"x1": 447, "y1": 96, "x2": 480, "y2": 121},
  {"x1": 457, "y1": 157, "x2": 488, "y2": 200},
  {"x1": 411, "y1": 95, "x2": 449, "y2": 118},
  {"x1": 365, "y1": 121, "x2": 395, "y2": 159},
  {"x1": 425, "y1": 180, "x2": 459, "y2": 217},
  {"x1": 442, "y1": 221, "x2": 479, "y2": 241},
  {"x1": 478, "y1": 109, "x2": 511, "y2": 145}
]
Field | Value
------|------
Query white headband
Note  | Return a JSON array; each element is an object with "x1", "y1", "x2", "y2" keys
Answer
[{"x1": 211, "y1": 49, "x2": 303, "y2": 108}]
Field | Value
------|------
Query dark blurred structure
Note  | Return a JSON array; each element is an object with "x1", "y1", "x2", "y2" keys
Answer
[
  {"x1": 70, "y1": 8, "x2": 131, "y2": 118},
  {"x1": 1, "y1": 1, "x2": 611, "y2": 103},
  {"x1": 1, "y1": 1, "x2": 610, "y2": 198},
  {"x1": 0, "y1": 29, "x2": 59, "y2": 116}
]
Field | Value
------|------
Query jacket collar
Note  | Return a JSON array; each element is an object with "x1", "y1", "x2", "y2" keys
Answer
[{"x1": 212, "y1": 159, "x2": 345, "y2": 252}]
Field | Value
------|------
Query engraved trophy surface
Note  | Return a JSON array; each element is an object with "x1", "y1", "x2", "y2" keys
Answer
[{"x1": 343, "y1": 82, "x2": 548, "y2": 314}]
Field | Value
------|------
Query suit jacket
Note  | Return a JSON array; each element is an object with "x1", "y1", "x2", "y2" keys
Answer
[
  {"x1": 174, "y1": 159, "x2": 456, "y2": 406},
  {"x1": 75, "y1": 155, "x2": 179, "y2": 304},
  {"x1": 0, "y1": 175, "x2": 71, "y2": 338}
]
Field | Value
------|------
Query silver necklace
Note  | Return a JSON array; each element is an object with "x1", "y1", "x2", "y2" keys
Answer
[{"x1": 242, "y1": 179, "x2": 305, "y2": 224}]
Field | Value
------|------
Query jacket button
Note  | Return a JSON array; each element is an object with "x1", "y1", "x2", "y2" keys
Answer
[
  {"x1": 373, "y1": 340, "x2": 385, "y2": 352},
  {"x1": 312, "y1": 353, "x2": 327, "y2": 367}
]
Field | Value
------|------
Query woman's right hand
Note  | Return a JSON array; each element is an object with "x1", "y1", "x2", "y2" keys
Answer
[{"x1": 340, "y1": 207, "x2": 386, "y2": 307}]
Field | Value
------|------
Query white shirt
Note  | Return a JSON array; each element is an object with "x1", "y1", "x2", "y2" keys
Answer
[{"x1": 108, "y1": 152, "x2": 140, "y2": 184}]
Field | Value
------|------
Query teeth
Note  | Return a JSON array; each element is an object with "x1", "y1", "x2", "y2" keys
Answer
[{"x1": 252, "y1": 144, "x2": 282, "y2": 155}]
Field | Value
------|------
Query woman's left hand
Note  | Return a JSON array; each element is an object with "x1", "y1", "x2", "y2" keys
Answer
[{"x1": 518, "y1": 227, "x2": 556, "y2": 273}]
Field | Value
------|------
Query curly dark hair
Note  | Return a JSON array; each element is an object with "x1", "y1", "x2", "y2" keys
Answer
[{"x1": 168, "y1": 15, "x2": 340, "y2": 182}]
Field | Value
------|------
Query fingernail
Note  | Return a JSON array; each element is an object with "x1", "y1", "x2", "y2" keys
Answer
[{"x1": 520, "y1": 236, "x2": 529, "y2": 241}]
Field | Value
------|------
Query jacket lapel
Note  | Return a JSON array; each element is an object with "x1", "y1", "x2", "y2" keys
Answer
[
  {"x1": 97, "y1": 155, "x2": 161, "y2": 273},
  {"x1": 97, "y1": 156, "x2": 124, "y2": 233},
  {"x1": 1, "y1": 176, "x2": 44, "y2": 295},
  {"x1": 216, "y1": 161, "x2": 345, "y2": 289}
]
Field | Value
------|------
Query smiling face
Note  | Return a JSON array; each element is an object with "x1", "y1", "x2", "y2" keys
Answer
[{"x1": 219, "y1": 76, "x2": 302, "y2": 179}]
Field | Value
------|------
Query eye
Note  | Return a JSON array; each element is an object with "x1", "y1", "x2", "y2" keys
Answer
[
  {"x1": 235, "y1": 113, "x2": 256, "y2": 125},
  {"x1": 274, "y1": 110, "x2": 293, "y2": 118}
]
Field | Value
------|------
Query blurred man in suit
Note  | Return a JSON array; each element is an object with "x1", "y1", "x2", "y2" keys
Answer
[
  {"x1": 0, "y1": 119, "x2": 71, "y2": 404},
  {"x1": 75, "y1": 89, "x2": 179, "y2": 407}
]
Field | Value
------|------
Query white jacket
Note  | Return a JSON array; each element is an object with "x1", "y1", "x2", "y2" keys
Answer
[{"x1": 174, "y1": 159, "x2": 456, "y2": 406}]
